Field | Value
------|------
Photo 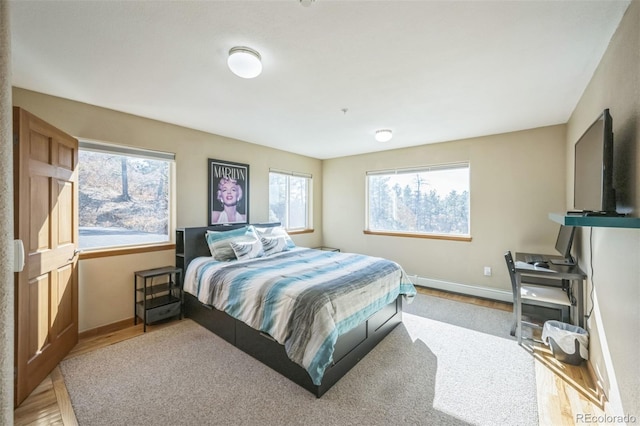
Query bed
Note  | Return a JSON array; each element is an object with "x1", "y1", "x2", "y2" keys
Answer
[{"x1": 176, "y1": 223, "x2": 416, "y2": 397}]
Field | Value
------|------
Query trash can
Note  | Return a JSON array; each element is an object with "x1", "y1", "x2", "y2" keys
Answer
[{"x1": 541, "y1": 320, "x2": 589, "y2": 365}]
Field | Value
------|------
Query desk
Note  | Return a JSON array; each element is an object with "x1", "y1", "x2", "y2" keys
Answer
[{"x1": 514, "y1": 252, "x2": 586, "y2": 344}]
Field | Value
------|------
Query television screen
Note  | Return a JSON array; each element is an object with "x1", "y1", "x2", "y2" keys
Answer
[{"x1": 573, "y1": 109, "x2": 616, "y2": 214}]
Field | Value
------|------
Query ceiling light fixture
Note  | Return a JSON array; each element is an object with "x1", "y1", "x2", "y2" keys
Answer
[
  {"x1": 227, "y1": 46, "x2": 262, "y2": 79},
  {"x1": 375, "y1": 129, "x2": 393, "y2": 142}
]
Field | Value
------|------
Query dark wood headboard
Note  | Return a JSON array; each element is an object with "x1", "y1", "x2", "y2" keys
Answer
[{"x1": 176, "y1": 223, "x2": 280, "y2": 274}]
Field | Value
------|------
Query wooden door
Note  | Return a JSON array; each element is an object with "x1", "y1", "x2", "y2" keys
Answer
[{"x1": 13, "y1": 107, "x2": 79, "y2": 406}]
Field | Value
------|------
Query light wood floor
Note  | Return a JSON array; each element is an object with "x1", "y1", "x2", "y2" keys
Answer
[{"x1": 14, "y1": 288, "x2": 608, "y2": 425}]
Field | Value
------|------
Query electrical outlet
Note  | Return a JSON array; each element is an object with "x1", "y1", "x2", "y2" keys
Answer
[{"x1": 483, "y1": 266, "x2": 492, "y2": 276}]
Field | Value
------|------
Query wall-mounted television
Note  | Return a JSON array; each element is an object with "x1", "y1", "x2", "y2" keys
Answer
[{"x1": 573, "y1": 108, "x2": 618, "y2": 215}]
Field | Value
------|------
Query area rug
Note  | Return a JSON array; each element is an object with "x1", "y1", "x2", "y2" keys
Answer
[{"x1": 60, "y1": 293, "x2": 538, "y2": 425}]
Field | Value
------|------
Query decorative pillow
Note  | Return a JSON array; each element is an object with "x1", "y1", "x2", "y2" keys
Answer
[
  {"x1": 205, "y1": 226, "x2": 259, "y2": 261},
  {"x1": 254, "y1": 226, "x2": 296, "y2": 250},
  {"x1": 260, "y1": 235, "x2": 290, "y2": 256},
  {"x1": 230, "y1": 239, "x2": 264, "y2": 261}
]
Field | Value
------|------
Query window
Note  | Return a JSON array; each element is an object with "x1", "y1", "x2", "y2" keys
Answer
[
  {"x1": 269, "y1": 170, "x2": 312, "y2": 231},
  {"x1": 78, "y1": 141, "x2": 174, "y2": 250},
  {"x1": 366, "y1": 163, "x2": 470, "y2": 237}
]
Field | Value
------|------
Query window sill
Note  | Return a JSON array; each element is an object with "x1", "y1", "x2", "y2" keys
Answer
[
  {"x1": 363, "y1": 230, "x2": 472, "y2": 242},
  {"x1": 79, "y1": 243, "x2": 176, "y2": 260},
  {"x1": 288, "y1": 228, "x2": 314, "y2": 235}
]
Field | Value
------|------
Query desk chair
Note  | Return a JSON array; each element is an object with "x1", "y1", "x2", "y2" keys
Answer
[{"x1": 504, "y1": 251, "x2": 571, "y2": 338}]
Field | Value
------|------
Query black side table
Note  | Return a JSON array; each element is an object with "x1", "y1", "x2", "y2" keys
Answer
[{"x1": 134, "y1": 266, "x2": 183, "y2": 332}]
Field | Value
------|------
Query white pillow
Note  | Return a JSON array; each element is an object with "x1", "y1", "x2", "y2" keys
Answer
[
  {"x1": 205, "y1": 226, "x2": 260, "y2": 261},
  {"x1": 230, "y1": 239, "x2": 265, "y2": 261},
  {"x1": 254, "y1": 226, "x2": 296, "y2": 250},
  {"x1": 260, "y1": 235, "x2": 290, "y2": 256}
]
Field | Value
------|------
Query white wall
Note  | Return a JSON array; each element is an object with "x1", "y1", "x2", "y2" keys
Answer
[
  {"x1": 12, "y1": 88, "x2": 323, "y2": 332},
  {"x1": 565, "y1": 0, "x2": 639, "y2": 418},
  {"x1": 322, "y1": 125, "x2": 567, "y2": 296}
]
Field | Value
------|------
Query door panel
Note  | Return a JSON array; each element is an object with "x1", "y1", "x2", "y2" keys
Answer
[
  {"x1": 55, "y1": 264, "x2": 74, "y2": 335},
  {"x1": 28, "y1": 130, "x2": 50, "y2": 163},
  {"x1": 57, "y1": 181, "x2": 73, "y2": 244},
  {"x1": 28, "y1": 274, "x2": 51, "y2": 360},
  {"x1": 30, "y1": 175, "x2": 50, "y2": 251},
  {"x1": 58, "y1": 143, "x2": 74, "y2": 170},
  {"x1": 14, "y1": 107, "x2": 79, "y2": 406}
]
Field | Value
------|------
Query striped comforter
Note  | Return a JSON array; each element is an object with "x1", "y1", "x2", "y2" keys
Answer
[{"x1": 184, "y1": 247, "x2": 416, "y2": 385}]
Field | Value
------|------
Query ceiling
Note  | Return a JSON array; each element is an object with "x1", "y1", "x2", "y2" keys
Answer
[{"x1": 9, "y1": 0, "x2": 631, "y2": 160}]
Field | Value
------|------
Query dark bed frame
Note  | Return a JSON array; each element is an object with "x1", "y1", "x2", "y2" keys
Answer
[{"x1": 175, "y1": 224, "x2": 404, "y2": 397}]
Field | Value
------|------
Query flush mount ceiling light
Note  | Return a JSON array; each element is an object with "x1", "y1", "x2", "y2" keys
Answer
[
  {"x1": 375, "y1": 129, "x2": 393, "y2": 142},
  {"x1": 227, "y1": 46, "x2": 262, "y2": 79}
]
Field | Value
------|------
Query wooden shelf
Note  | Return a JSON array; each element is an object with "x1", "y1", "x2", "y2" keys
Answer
[{"x1": 549, "y1": 213, "x2": 640, "y2": 229}]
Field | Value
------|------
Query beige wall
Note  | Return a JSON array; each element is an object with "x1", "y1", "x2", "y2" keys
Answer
[
  {"x1": 565, "y1": 0, "x2": 639, "y2": 418},
  {"x1": 12, "y1": 88, "x2": 323, "y2": 332},
  {"x1": 322, "y1": 125, "x2": 567, "y2": 295}
]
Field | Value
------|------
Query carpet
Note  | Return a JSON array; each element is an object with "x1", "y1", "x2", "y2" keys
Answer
[{"x1": 60, "y1": 293, "x2": 538, "y2": 425}]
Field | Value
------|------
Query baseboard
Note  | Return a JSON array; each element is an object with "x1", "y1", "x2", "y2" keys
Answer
[
  {"x1": 586, "y1": 358, "x2": 609, "y2": 407},
  {"x1": 79, "y1": 317, "x2": 134, "y2": 340},
  {"x1": 408, "y1": 275, "x2": 512, "y2": 303}
]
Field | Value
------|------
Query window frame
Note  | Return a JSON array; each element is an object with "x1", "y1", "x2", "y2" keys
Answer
[
  {"x1": 268, "y1": 169, "x2": 313, "y2": 233},
  {"x1": 78, "y1": 140, "x2": 176, "y2": 255},
  {"x1": 364, "y1": 162, "x2": 471, "y2": 241}
]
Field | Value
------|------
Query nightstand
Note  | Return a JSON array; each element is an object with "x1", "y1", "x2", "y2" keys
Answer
[{"x1": 134, "y1": 266, "x2": 183, "y2": 332}]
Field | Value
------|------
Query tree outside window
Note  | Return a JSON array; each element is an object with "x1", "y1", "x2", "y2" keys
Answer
[
  {"x1": 78, "y1": 143, "x2": 172, "y2": 250},
  {"x1": 367, "y1": 163, "x2": 470, "y2": 236}
]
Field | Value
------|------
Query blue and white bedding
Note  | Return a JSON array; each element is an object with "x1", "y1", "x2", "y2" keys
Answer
[{"x1": 184, "y1": 247, "x2": 416, "y2": 385}]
